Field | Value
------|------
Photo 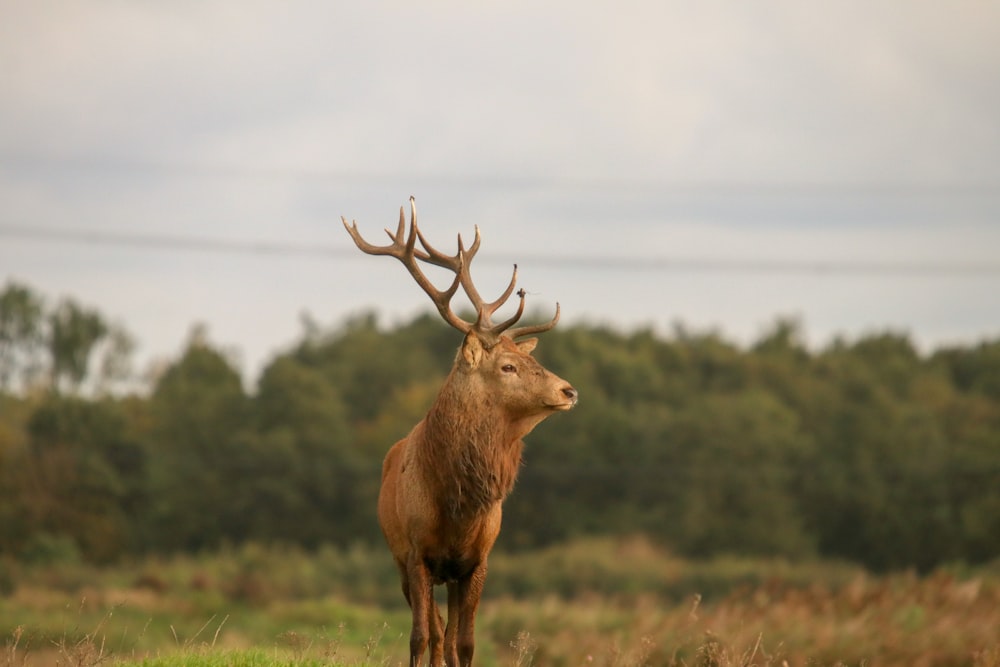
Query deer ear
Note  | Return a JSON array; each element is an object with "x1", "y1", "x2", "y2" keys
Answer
[
  {"x1": 516, "y1": 337, "x2": 538, "y2": 354},
  {"x1": 461, "y1": 331, "x2": 485, "y2": 368}
]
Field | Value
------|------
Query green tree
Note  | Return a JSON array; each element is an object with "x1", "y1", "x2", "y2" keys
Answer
[
  {"x1": 661, "y1": 391, "x2": 816, "y2": 557},
  {"x1": 47, "y1": 298, "x2": 109, "y2": 392},
  {"x1": 2, "y1": 291, "x2": 999, "y2": 571},
  {"x1": 294, "y1": 312, "x2": 452, "y2": 425},
  {"x1": 146, "y1": 331, "x2": 250, "y2": 551},
  {"x1": 798, "y1": 334, "x2": 961, "y2": 571},
  {"x1": 8, "y1": 395, "x2": 142, "y2": 561},
  {"x1": 252, "y1": 355, "x2": 377, "y2": 544},
  {"x1": 0, "y1": 281, "x2": 45, "y2": 391},
  {"x1": 936, "y1": 340, "x2": 1000, "y2": 399}
]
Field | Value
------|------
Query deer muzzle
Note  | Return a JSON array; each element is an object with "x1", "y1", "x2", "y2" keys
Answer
[{"x1": 549, "y1": 384, "x2": 579, "y2": 410}]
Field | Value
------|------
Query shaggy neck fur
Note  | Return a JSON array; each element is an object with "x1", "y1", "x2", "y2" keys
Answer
[{"x1": 419, "y1": 371, "x2": 526, "y2": 521}]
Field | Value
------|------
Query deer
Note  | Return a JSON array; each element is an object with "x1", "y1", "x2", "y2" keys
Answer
[{"x1": 342, "y1": 197, "x2": 578, "y2": 667}]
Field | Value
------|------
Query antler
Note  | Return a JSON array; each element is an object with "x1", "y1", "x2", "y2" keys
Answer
[{"x1": 342, "y1": 197, "x2": 559, "y2": 345}]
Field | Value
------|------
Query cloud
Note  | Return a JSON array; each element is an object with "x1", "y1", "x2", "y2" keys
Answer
[
  {"x1": 4, "y1": 2, "x2": 998, "y2": 180},
  {"x1": 1, "y1": 1, "x2": 998, "y2": 378}
]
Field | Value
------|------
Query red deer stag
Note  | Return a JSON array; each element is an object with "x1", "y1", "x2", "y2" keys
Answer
[{"x1": 343, "y1": 197, "x2": 578, "y2": 667}]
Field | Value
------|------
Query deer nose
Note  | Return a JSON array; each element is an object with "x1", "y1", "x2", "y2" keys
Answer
[{"x1": 562, "y1": 386, "x2": 579, "y2": 403}]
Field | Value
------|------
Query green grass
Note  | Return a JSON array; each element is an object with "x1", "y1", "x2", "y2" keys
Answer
[
  {"x1": 128, "y1": 648, "x2": 355, "y2": 667},
  {"x1": 4, "y1": 539, "x2": 1000, "y2": 667},
  {"x1": 3, "y1": 591, "x2": 409, "y2": 667},
  {"x1": 130, "y1": 650, "x2": 329, "y2": 667}
]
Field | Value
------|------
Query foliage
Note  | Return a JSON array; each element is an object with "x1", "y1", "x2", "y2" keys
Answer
[
  {"x1": 0, "y1": 280, "x2": 133, "y2": 394},
  {"x1": 1, "y1": 282, "x2": 1000, "y2": 572},
  {"x1": 0, "y1": 282, "x2": 44, "y2": 391}
]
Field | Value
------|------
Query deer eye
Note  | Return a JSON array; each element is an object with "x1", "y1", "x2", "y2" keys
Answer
[{"x1": 501, "y1": 364, "x2": 517, "y2": 374}]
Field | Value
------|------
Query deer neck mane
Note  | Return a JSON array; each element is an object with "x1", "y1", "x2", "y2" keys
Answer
[{"x1": 418, "y1": 371, "x2": 524, "y2": 520}]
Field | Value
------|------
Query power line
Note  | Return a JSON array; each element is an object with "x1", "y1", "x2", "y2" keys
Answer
[
  {"x1": 0, "y1": 223, "x2": 342, "y2": 259},
  {"x1": 3, "y1": 223, "x2": 1000, "y2": 276},
  {"x1": 5, "y1": 154, "x2": 1000, "y2": 196}
]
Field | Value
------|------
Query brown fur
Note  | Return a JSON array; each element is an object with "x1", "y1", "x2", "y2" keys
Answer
[
  {"x1": 378, "y1": 333, "x2": 577, "y2": 667},
  {"x1": 342, "y1": 200, "x2": 576, "y2": 666}
]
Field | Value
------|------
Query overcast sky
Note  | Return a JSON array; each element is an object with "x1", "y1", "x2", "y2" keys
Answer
[{"x1": 2, "y1": 2, "x2": 999, "y2": 383}]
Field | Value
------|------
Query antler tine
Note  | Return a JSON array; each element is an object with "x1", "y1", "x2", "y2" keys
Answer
[
  {"x1": 412, "y1": 218, "x2": 507, "y2": 337},
  {"x1": 505, "y1": 302, "x2": 562, "y2": 340},
  {"x1": 404, "y1": 197, "x2": 434, "y2": 262},
  {"x1": 384, "y1": 204, "x2": 408, "y2": 246},
  {"x1": 470, "y1": 263, "x2": 520, "y2": 333},
  {"x1": 343, "y1": 216, "x2": 390, "y2": 256},
  {"x1": 344, "y1": 198, "x2": 563, "y2": 344},
  {"x1": 414, "y1": 227, "x2": 464, "y2": 271},
  {"x1": 487, "y1": 282, "x2": 527, "y2": 334},
  {"x1": 342, "y1": 198, "x2": 472, "y2": 335}
]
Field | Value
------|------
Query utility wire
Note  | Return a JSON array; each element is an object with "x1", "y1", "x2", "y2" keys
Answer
[
  {"x1": 6, "y1": 154, "x2": 1000, "y2": 195},
  {"x1": 3, "y1": 223, "x2": 1000, "y2": 276}
]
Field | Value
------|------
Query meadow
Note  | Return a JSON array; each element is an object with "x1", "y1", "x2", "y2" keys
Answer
[{"x1": 3, "y1": 538, "x2": 999, "y2": 667}]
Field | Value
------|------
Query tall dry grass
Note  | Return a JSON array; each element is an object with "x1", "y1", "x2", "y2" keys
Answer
[
  {"x1": 2, "y1": 539, "x2": 999, "y2": 666},
  {"x1": 483, "y1": 574, "x2": 1000, "y2": 666}
]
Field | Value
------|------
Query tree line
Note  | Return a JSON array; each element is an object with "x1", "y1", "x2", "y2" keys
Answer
[{"x1": 1, "y1": 280, "x2": 998, "y2": 571}]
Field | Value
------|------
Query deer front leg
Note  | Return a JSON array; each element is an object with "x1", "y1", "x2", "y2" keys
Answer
[
  {"x1": 406, "y1": 555, "x2": 435, "y2": 667},
  {"x1": 444, "y1": 581, "x2": 460, "y2": 667},
  {"x1": 429, "y1": 595, "x2": 445, "y2": 667},
  {"x1": 444, "y1": 562, "x2": 488, "y2": 667}
]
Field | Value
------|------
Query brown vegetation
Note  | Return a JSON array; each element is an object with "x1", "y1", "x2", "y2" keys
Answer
[{"x1": 3, "y1": 542, "x2": 1000, "y2": 667}]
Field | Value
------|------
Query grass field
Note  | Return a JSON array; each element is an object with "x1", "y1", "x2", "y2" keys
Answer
[{"x1": 3, "y1": 538, "x2": 999, "y2": 667}]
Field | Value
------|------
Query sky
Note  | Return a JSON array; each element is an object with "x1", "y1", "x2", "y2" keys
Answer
[{"x1": 2, "y1": 2, "x2": 999, "y2": 384}]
